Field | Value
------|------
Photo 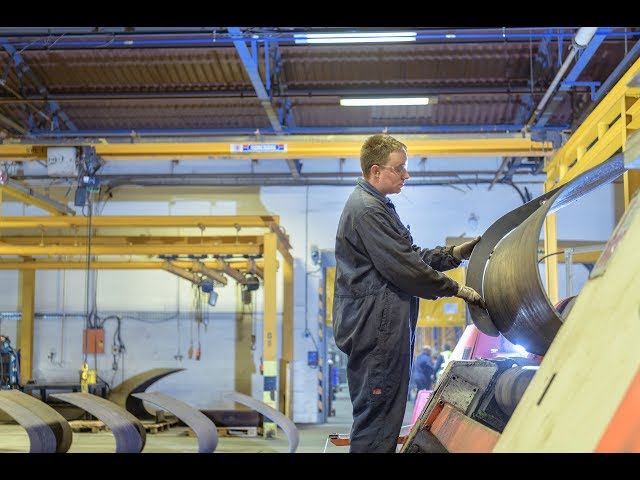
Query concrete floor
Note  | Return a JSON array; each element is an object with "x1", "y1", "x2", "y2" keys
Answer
[{"x1": 0, "y1": 387, "x2": 418, "y2": 455}]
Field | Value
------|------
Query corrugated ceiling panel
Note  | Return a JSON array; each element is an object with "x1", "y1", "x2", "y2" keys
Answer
[
  {"x1": 280, "y1": 43, "x2": 546, "y2": 89},
  {"x1": 63, "y1": 98, "x2": 270, "y2": 130},
  {"x1": 11, "y1": 48, "x2": 252, "y2": 93}
]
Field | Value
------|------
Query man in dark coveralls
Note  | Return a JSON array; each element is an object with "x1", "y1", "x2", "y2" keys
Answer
[{"x1": 332, "y1": 134, "x2": 486, "y2": 453}]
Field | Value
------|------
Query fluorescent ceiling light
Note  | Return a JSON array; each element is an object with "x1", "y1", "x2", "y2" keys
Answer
[
  {"x1": 294, "y1": 31, "x2": 416, "y2": 44},
  {"x1": 340, "y1": 97, "x2": 430, "y2": 107}
]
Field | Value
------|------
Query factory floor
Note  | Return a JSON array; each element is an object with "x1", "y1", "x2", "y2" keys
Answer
[{"x1": 0, "y1": 386, "x2": 418, "y2": 457}]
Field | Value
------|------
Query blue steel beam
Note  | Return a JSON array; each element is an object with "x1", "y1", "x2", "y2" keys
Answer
[
  {"x1": 228, "y1": 27, "x2": 301, "y2": 176},
  {"x1": 227, "y1": 27, "x2": 283, "y2": 134},
  {"x1": 536, "y1": 28, "x2": 611, "y2": 128},
  {"x1": 2, "y1": 29, "x2": 640, "y2": 50},
  {"x1": 0, "y1": 39, "x2": 77, "y2": 131}
]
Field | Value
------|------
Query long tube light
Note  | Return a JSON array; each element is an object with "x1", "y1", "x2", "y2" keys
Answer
[
  {"x1": 294, "y1": 31, "x2": 416, "y2": 44},
  {"x1": 340, "y1": 97, "x2": 430, "y2": 106}
]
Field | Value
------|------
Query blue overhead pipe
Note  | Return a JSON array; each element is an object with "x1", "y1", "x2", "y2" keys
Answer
[
  {"x1": 28, "y1": 123, "x2": 568, "y2": 138},
  {"x1": 4, "y1": 30, "x2": 640, "y2": 50}
]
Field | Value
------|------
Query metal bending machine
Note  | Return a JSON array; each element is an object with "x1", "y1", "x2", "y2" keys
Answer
[{"x1": 402, "y1": 153, "x2": 640, "y2": 453}]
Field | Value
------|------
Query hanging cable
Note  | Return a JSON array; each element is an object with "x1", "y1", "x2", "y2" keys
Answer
[
  {"x1": 82, "y1": 190, "x2": 94, "y2": 364},
  {"x1": 538, "y1": 251, "x2": 564, "y2": 263},
  {"x1": 250, "y1": 282, "x2": 257, "y2": 351}
]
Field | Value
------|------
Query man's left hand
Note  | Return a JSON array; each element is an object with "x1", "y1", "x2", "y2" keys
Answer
[{"x1": 452, "y1": 236, "x2": 481, "y2": 260}]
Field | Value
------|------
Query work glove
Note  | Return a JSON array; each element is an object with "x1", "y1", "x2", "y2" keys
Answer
[
  {"x1": 456, "y1": 284, "x2": 487, "y2": 310},
  {"x1": 452, "y1": 236, "x2": 481, "y2": 261}
]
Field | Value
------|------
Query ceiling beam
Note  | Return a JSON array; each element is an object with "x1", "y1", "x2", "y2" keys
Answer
[
  {"x1": 537, "y1": 28, "x2": 611, "y2": 128},
  {"x1": 0, "y1": 39, "x2": 76, "y2": 131},
  {"x1": 0, "y1": 259, "x2": 266, "y2": 270},
  {"x1": 162, "y1": 261, "x2": 202, "y2": 285},
  {"x1": 190, "y1": 260, "x2": 228, "y2": 285},
  {"x1": 0, "y1": 86, "x2": 557, "y2": 104},
  {"x1": 228, "y1": 27, "x2": 299, "y2": 178},
  {"x1": 0, "y1": 136, "x2": 554, "y2": 161},
  {"x1": 544, "y1": 56, "x2": 640, "y2": 189},
  {"x1": 0, "y1": 215, "x2": 280, "y2": 229},
  {"x1": 0, "y1": 244, "x2": 263, "y2": 256},
  {"x1": 1, "y1": 235, "x2": 263, "y2": 246},
  {"x1": 0, "y1": 178, "x2": 76, "y2": 215}
]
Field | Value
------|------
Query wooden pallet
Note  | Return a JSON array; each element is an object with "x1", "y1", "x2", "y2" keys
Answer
[
  {"x1": 217, "y1": 426, "x2": 258, "y2": 437},
  {"x1": 69, "y1": 416, "x2": 179, "y2": 434},
  {"x1": 143, "y1": 421, "x2": 172, "y2": 434},
  {"x1": 68, "y1": 420, "x2": 107, "y2": 433},
  {"x1": 184, "y1": 425, "x2": 259, "y2": 438}
]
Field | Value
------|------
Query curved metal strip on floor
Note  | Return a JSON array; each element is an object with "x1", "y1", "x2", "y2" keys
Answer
[
  {"x1": 467, "y1": 153, "x2": 626, "y2": 355},
  {"x1": 132, "y1": 392, "x2": 218, "y2": 453},
  {"x1": 2, "y1": 389, "x2": 73, "y2": 453},
  {"x1": 51, "y1": 392, "x2": 147, "y2": 453},
  {"x1": 0, "y1": 390, "x2": 59, "y2": 453},
  {"x1": 107, "y1": 368, "x2": 185, "y2": 420},
  {"x1": 224, "y1": 391, "x2": 299, "y2": 453}
]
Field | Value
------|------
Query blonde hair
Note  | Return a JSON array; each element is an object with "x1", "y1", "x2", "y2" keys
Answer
[{"x1": 360, "y1": 134, "x2": 407, "y2": 177}]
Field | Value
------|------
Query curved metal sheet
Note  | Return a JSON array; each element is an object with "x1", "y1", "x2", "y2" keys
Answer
[
  {"x1": 132, "y1": 392, "x2": 218, "y2": 453},
  {"x1": 466, "y1": 187, "x2": 560, "y2": 336},
  {"x1": 51, "y1": 392, "x2": 146, "y2": 453},
  {"x1": 468, "y1": 153, "x2": 626, "y2": 354},
  {"x1": 0, "y1": 390, "x2": 58, "y2": 453},
  {"x1": 107, "y1": 368, "x2": 185, "y2": 419},
  {"x1": 224, "y1": 391, "x2": 299, "y2": 453},
  {"x1": 1, "y1": 389, "x2": 73, "y2": 453}
]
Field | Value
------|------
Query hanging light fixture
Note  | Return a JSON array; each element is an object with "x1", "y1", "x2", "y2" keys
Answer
[
  {"x1": 340, "y1": 97, "x2": 430, "y2": 107},
  {"x1": 293, "y1": 31, "x2": 417, "y2": 44}
]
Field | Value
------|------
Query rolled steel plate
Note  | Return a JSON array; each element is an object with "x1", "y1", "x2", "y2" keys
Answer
[
  {"x1": 132, "y1": 392, "x2": 218, "y2": 453},
  {"x1": 0, "y1": 389, "x2": 72, "y2": 453},
  {"x1": 51, "y1": 392, "x2": 146, "y2": 453},
  {"x1": 467, "y1": 153, "x2": 625, "y2": 354},
  {"x1": 224, "y1": 391, "x2": 299, "y2": 453},
  {"x1": 0, "y1": 390, "x2": 58, "y2": 453},
  {"x1": 466, "y1": 187, "x2": 560, "y2": 336},
  {"x1": 494, "y1": 366, "x2": 538, "y2": 416},
  {"x1": 107, "y1": 368, "x2": 185, "y2": 419}
]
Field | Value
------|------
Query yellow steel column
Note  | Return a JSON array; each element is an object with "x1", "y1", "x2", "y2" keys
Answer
[
  {"x1": 544, "y1": 214, "x2": 560, "y2": 305},
  {"x1": 17, "y1": 257, "x2": 35, "y2": 384},
  {"x1": 625, "y1": 170, "x2": 640, "y2": 208},
  {"x1": 279, "y1": 247, "x2": 294, "y2": 418},
  {"x1": 543, "y1": 144, "x2": 565, "y2": 306},
  {"x1": 623, "y1": 94, "x2": 640, "y2": 208},
  {"x1": 262, "y1": 232, "x2": 278, "y2": 438}
]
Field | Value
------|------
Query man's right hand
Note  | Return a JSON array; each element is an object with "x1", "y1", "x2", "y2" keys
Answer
[{"x1": 456, "y1": 284, "x2": 487, "y2": 309}]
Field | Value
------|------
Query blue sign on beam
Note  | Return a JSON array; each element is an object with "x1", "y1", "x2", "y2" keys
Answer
[{"x1": 230, "y1": 143, "x2": 287, "y2": 153}]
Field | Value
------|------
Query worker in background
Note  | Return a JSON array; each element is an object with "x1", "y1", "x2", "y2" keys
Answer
[
  {"x1": 434, "y1": 342, "x2": 454, "y2": 384},
  {"x1": 411, "y1": 344, "x2": 435, "y2": 395},
  {"x1": 332, "y1": 133, "x2": 486, "y2": 453}
]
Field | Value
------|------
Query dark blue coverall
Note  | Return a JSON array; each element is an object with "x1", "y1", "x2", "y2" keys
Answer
[{"x1": 333, "y1": 178, "x2": 461, "y2": 453}]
